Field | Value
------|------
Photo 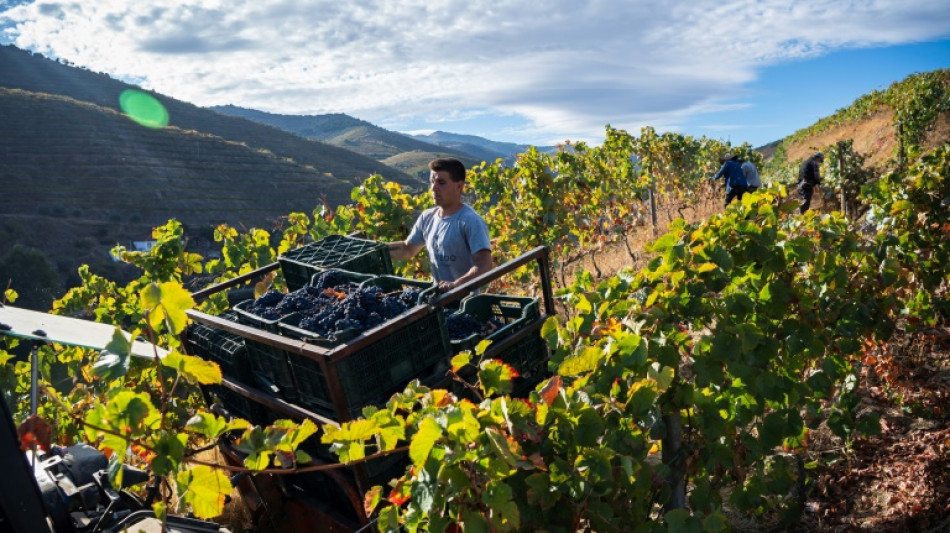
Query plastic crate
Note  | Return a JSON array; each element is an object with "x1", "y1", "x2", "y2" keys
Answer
[
  {"x1": 242, "y1": 337, "x2": 299, "y2": 402},
  {"x1": 233, "y1": 299, "x2": 284, "y2": 333},
  {"x1": 184, "y1": 314, "x2": 251, "y2": 382},
  {"x1": 359, "y1": 275, "x2": 438, "y2": 306},
  {"x1": 286, "y1": 308, "x2": 451, "y2": 420},
  {"x1": 501, "y1": 332, "x2": 551, "y2": 398},
  {"x1": 448, "y1": 294, "x2": 540, "y2": 354},
  {"x1": 203, "y1": 383, "x2": 269, "y2": 425},
  {"x1": 279, "y1": 235, "x2": 393, "y2": 290}
]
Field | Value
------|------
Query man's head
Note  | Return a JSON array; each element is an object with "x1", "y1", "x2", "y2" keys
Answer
[
  {"x1": 428, "y1": 158, "x2": 466, "y2": 210},
  {"x1": 429, "y1": 158, "x2": 466, "y2": 182},
  {"x1": 813, "y1": 151, "x2": 825, "y2": 162}
]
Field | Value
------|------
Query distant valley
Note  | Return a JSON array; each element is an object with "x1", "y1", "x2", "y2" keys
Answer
[{"x1": 209, "y1": 105, "x2": 557, "y2": 178}]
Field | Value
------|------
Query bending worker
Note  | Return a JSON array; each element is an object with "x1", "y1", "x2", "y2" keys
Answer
[
  {"x1": 797, "y1": 151, "x2": 824, "y2": 214},
  {"x1": 711, "y1": 154, "x2": 749, "y2": 206},
  {"x1": 388, "y1": 158, "x2": 492, "y2": 291}
]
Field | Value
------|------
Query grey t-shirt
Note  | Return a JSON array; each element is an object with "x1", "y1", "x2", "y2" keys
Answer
[
  {"x1": 407, "y1": 204, "x2": 491, "y2": 283},
  {"x1": 741, "y1": 161, "x2": 761, "y2": 188}
]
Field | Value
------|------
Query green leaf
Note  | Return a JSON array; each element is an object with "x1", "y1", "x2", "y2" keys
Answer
[
  {"x1": 649, "y1": 233, "x2": 679, "y2": 252},
  {"x1": 486, "y1": 427, "x2": 521, "y2": 466},
  {"x1": 177, "y1": 465, "x2": 231, "y2": 519},
  {"x1": 479, "y1": 359, "x2": 517, "y2": 397},
  {"x1": 141, "y1": 281, "x2": 195, "y2": 334},
  {"x1": 558, "y1": 345, "x2": 603, "y2": 376},
  {"x1": 541, "y1": 316, "x2": 560, "y2": 348},
  {"x1": 857, "y1": 412, "x2": 881, "y2": 436},
  {"x1": 626, "y1": 380, "x2": 659, "y2": 418},
  {"x1": 461, "y1": 508, "x2": 492, "y2": 533},
  {"x1": 664, "y1": 508, "x2": 702, "y2": 532},
  {"x1": 92, "y1": 328, "x2": 133, "y2": 381},
  {"x1": 409, "y1": 417, "x2": 441, "y2": 468},
  {"x1": 648, "y1": 363, "x2": 675, "y2": 392},
  {"x1": 573, "y1": 406, "x2": 604, "y2": 447},
  {"x1": 150, "y1": 432, "x2": 188, "y2": 477},
  {"x1": 162, "y1": 351, "x2": 222, "y2": 385},
  {"x1": 451, "y1": 352, "x2": 472, "y2": 372},
  {"x1": 702, "y1": 511, "x2": 729, "y2": 532},
  {"x1": 445, "y1": 405, "x2": 481, "y2": 444},
  {"x1": 186, "y1": 412, "x2": 229, "y2": 441}
]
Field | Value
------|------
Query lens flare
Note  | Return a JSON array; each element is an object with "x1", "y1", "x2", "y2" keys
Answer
[{"x1": 119, "y1": 89, "x2": 169, "y2": 128}]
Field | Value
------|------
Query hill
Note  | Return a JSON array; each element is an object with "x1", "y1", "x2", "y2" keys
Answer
[
  {"x1": 410, "y1": 131, "x2": 558, "y2": 165},
  {"x1": 209, "y1": 105, "x2": 481, "y2": 178},
  {"x1": 0, "y1": 43, "x2": 419, "y2": 306},
  {"x1": 0, "y1": 45, "x2": 417, "y2": 188},
  {"x1": 0, "y1": 87, "x2": 370, "y2": 303},
  {"x1": 763, "y1": 68, "x2": 950, "y2": 174}
]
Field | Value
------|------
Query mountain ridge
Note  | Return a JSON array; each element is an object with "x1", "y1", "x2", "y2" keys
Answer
[{"x1": 209, "y1": 105, "x2": 482, "y2": 178}]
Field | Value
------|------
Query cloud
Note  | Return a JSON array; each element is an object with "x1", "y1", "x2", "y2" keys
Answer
[{"x1": 1, "y1": 0, "x2": 949, "y2": 144}]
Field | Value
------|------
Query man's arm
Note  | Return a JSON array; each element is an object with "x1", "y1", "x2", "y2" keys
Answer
[
  {"x1": 388, "y1": 240, "x2": 424, "y2": 261},
  {"x1": 438, "y1": 249, "x2": 492, "y2": 291},
  {"x1": 711, "y1": 163, "x2": 726, "y2": 181}
]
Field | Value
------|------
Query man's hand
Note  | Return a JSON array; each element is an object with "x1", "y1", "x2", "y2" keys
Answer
[{"x1": 438, "y1": 280, "x2": 458, "y2": 291}]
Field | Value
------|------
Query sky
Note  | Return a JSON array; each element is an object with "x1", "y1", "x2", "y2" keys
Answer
[{"x1": 1, "y1": 0, "x2": 949, "y2": 148}]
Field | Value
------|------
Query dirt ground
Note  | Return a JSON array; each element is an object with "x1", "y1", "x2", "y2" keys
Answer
[
  {"x1": 782, "y1": 110, "x2": 950, "y2": 169},
  {"x1": 787, "y1": 325, "x2": 950, "y2": 533}
]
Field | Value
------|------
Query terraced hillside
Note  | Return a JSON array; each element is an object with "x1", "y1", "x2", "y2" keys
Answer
[
  {"x1": 0, "y1": 87, "x2": 368, "y2": 298},
  {"x1": 0, "y1": 89, "x2": 358, "y2": 225},
  {"x1": 0, "y1": 45, "x2": 417, "y2": 188}
]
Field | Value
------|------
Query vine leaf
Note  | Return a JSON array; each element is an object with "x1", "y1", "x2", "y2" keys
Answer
[
  {"x1": 177, "y1": 465, "x2": 231, "y2": 519},
  {"x1": 92, "y1": 328, "x2": 132, "y2": 381},
  {"x1": 538, "y1": 375, "x2": 561, "y2": 406},
  {"x1": 409, "y1": 417, "x2": 442, "y2": 468},
  {"x1": 479, "y1": 359, "x2": 518, "y2": 397},
  {"x1": 162, "y1": 351, "x2": 222, "y2": 385},
  {"x1": 141, "y1": 281, "x2": 195, "y2": 334}
]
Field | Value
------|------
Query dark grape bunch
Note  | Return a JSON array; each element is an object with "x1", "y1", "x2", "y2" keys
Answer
[
  {"x1": 296, "y1": 283, "x2": 424, "y2": 339},
  {"x1": 244, "y1": 270, "x2": 361, "y2": 321},
  {"x1": 445, "y1": 313, "x2": 505, "y2": 341}
]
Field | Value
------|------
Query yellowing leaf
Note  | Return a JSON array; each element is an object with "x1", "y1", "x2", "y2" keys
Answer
[
  {"x1": 558, "y1": 346, "x2": 603, "y2": 376},
  {"x1": 409, "y1": 417, "x2": 442, "y2": 468},
  {"x1": 177, "y1": 465, "x2": 231, "y2": 519},
  {"x1": 162, "y1": 351, "x2": 222, "y2": 385},
  {"x1": 451, "y1": 352, "x2": 472, "y2": 372},
  {"x1": 141, "y1": 282, "x2": 195, "y2": 334}
]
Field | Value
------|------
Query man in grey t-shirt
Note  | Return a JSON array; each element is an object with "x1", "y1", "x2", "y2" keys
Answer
[{"x1": 388, "y1": 158, "x2": 492, "y2": 291}]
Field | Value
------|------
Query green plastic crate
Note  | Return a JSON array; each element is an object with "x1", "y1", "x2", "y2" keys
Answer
[
  {"x1": 202, "y1": 383, "x2": 269, "y2": 425},
  {"x1": 233, "y1": 299, "x2": 284, "y2": 333},
  {"x1": 284, "y1": 307, "x2": 451, "y2": 420},
  {"x1": 184, "y1": 313, "x2": 251, "y2": 382},
  {"x1": 279, "y1": 235, "x2": 393, "y2": 290},
  {"x1": 242, "y1": 337, "x2": 299, "y2": 402},
  {"x1": 502, "y1": 332, "x2": 551, "y2": 397},
  {"x1": 448, "y1": 294, "x2": 540, "y2": 354},
  {"x1": 359, "y1": 274, "x2": 438, "y2": 305}
]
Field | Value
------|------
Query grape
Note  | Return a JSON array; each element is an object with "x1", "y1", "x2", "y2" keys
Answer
[
  {"x1": 289, "y1": 281, "x2": 424, "y2": 340},
  {"x1": 445, "y1": 313, "x2": 506, "y2": 341},
  {"x1": 446, "y1": 312, "x2": 484, "y2": 341}
]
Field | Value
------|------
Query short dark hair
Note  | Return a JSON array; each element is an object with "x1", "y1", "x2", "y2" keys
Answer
[{"x1": 429, "y1": 158, "x2": 466, "y2": 182}]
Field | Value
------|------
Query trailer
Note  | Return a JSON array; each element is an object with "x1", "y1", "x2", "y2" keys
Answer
[{"x1": 183, "y1": 244, "x2": 557, "y2": 531}]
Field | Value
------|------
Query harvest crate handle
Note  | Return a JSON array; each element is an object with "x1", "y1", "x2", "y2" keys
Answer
[
  {"x1": 190, "y1": 262, "x2": 280, "y2": 303},
  {"x1": 433, "y1": 246, "x2": 555, "y2": 317}
]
